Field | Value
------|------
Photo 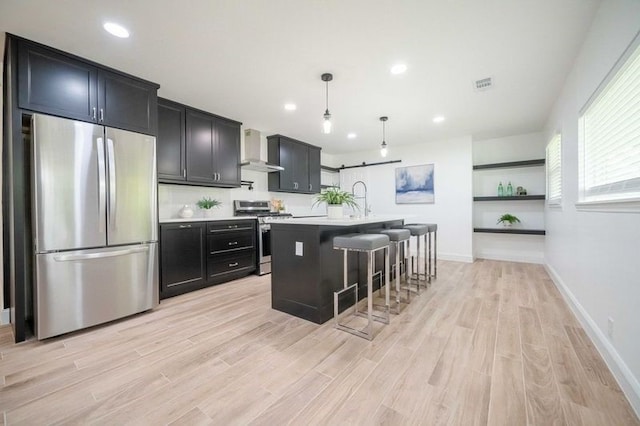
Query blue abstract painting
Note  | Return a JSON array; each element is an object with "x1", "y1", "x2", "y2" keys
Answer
[{"x1": 395, "y1": 164, "x2": 435, "y2": 204}]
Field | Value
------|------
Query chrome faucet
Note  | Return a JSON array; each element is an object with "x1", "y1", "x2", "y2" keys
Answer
[{"x1": 352, "y1": 180, "x2": 370, "y2": 217}]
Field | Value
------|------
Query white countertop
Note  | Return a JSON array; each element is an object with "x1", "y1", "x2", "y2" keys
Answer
[
  {"x1": 160, "y1": 216, "x2": 257, "y2": 223},
  {"x1": 270, "y1": 215, "x2": 406, "y2": 226}
]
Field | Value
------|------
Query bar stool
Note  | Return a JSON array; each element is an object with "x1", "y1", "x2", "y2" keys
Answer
[
  {"x1": 425, "y1": 224, "x2": 438, "y2": 280},
  {"x1": 333, "y1": 233, "x2": 390, "y2": 340},
  {"x1": 379, "y1": 229, "x2": 411, "y2": 314},
  {"x1": 403, "y1": 224, "x2": 429, "y2": 289}
]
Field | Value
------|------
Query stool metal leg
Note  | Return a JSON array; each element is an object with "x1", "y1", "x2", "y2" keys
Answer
[
  {"x1": 366, "y1": 250, "x2": 374, "y2": 339},
  {"x1": 434, "y1": 231, "x2": 437, "y2": 279},
  {"x1": 427, "y1": 231, "x2": 432, "y2": 284}
]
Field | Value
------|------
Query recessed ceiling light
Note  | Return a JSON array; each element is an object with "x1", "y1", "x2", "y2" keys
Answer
[
  {"x1": 103, "y1": 22, "x2": 130, "y2": 38},
  {"x1": 433, "y1": 115, "x2": 446, "y2": 123},
  {"x1": 390, "y1": 63, "x2": 407, "y2": 75},
  {"x1": 347, "y1": 133, "x2": 357, "y2": 139},
  {"x1": 284, "y1": 103, "x2": 297, "y2": 111}
]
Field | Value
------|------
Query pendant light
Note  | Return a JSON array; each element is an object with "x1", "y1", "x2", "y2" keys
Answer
[
  {"x1": 321, "y1": 73, "x2": 333, "y2": 134},
  {"x1": 380, "y1": 116, "x2": 389, "y2": 157}
]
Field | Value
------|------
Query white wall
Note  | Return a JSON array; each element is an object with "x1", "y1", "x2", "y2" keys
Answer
[
  {"x1": 331, "y1": 136, "x2": 474, "y2": 262},
  {"x1": 472, "y1": 132, "x2": 546, "y2": 263},
  {"x1": 543, "y1": 0, "x2": 640, "y2": 414}
]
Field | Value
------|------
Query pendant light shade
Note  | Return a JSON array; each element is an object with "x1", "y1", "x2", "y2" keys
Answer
[
  {"x1": 321, "y1": 73, "x2": 333, "y2": 134},
  {"x1": 380, "y1": 116, "x2": 389, "y2": 157}
]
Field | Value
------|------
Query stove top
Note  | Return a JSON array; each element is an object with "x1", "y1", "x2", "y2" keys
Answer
[{"x1": 233, "y1": 200, "x2": 292, "y2": 222}]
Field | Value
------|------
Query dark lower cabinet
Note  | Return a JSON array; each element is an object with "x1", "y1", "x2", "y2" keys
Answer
[
  {"x1": 16, "y1": 36, "x2": 158, "y2": 135},
  {"x1": 206, "y1": 220, "x2": 256, "y2": 282},
  {"x1": 160, "y1": 220, "x2": 256, "y2": 299},
  {"x1": 160, "y1": 223, "x2": 206, "y2": 299}
]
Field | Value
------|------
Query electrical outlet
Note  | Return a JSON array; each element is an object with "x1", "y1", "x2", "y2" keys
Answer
[{"x1": 607, "y1": 317, "x2": 614, "y2": 338}]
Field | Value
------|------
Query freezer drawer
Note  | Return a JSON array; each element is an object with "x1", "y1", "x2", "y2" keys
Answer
[{"x1": 35, "y1": 243, "x2": 158, "y2": 339}]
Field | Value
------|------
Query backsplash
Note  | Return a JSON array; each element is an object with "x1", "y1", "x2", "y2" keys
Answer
[{"x1": 158, "y1": 170, "x2": 327, "y2": 219}]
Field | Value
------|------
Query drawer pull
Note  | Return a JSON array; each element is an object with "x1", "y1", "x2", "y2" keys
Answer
[
  {"x1": 228, "y1": 225, "x2": 238, "y2": 229},
  {"x1": 229, "y1": 262, "x2": 239, "y2": 267},
  {"x1": 179, "y1": 225, "x2": 192, "y2": 229},
  {"x1": 228, "y1": 241, "x2": 238, "y2": 246}
]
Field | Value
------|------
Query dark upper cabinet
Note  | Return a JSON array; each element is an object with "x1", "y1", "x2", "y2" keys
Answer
[
  {"x1": 18, "y1": 41, "x2": 97, "y2": 122},
  {"x1": 184, "y1": 107, "x2": 241, "y2": 188},
  {"x1": 186, "y1": 109, "x2": 216, "y2": 184},
  {"x1": 97, "y1": 70, "x2": 158, "y2": 135},
  {"x1": 157, "y1": 98, "x2": 186, "y2": 182},
  {"x1": 17, "y1": 38, "x2": 158, "y2": 135},
  {"x1": 268, "y1": 134, "x2": 321, "y2": 194},
  {"x1": 215, "y1": 119, "x2": 241, "y2": 186},
  {"x1": 308, "y1": 146, "x2": 321, "y2": 193},
  {"x1": 160, "y1": 222, "x2": 206, "y2": 299}
]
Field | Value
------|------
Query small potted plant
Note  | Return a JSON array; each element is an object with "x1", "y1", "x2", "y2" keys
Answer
[
  {"x1": 197, "y1": 197, "x2": 221, "y2": 217},
  {"x1": 313, "y1": 187, "x2": 359, "y2": 219},
  {"x1": 497, "y1": 213, "x2": 521, "y2": 227}
]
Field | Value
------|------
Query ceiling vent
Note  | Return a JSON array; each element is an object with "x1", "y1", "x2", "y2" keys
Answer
[{"x1": 474, "y1": 77, "x2": 493, "y2": 91}]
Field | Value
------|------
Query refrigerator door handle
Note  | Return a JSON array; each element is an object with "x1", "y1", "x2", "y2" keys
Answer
[
  {"x1": 107, "y1": 138, "x2": 117, "y2": 228},
  {"x1": 53, "y1": 246, "x2": 149, "y2": 262},
  {"x1": 96, "y1": 137, "x2": 106, "y2": 232}
]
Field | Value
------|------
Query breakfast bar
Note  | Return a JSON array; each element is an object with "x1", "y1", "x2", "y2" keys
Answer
[{"x1": 269, "y1": 216, "x2": 404, "y2": 323}]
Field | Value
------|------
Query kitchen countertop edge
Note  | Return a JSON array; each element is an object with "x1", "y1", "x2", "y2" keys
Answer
[{"x1": 160, "y1": 216, "x2": 257, "y2": 223}]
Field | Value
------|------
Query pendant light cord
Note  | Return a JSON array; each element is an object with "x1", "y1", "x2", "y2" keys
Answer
[{"x1": 325, "y1": 81, "x2": 329, "y2": 114}]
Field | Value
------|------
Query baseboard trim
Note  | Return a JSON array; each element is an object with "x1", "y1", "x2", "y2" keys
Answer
[
  {"x1": 544, "y1": 262, "x2": 640, "y2": 418},
  {"x1": 1, "y1": 308, "x2": 9, "y2": 325},
  {"x1": 476, "y1": 252, "x2": 544, "y2": 264},
  {"x1": 407, "y1": 250, "x2": 473, "y2": 263}
]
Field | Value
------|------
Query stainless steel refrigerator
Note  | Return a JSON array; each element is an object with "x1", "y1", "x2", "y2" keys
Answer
[{"x1": 32, "y1": 114, "x2": 158, "y2": 339}]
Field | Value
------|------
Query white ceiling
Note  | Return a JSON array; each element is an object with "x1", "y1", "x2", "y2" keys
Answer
[{"x1": 0, "y1": 0, "x2": 600, "y2": 154}]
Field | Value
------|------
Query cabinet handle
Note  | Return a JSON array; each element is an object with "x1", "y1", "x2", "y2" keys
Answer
[
  {"x1": 228, "y1": 225, "x2": 238, "y2": 229},
  {"x1": 99, "y1": 108, "x2": 104, "y2": 122},
  {"x1": 309, "y1": 184, "x2": 313, "y2": 191},
  {"x1": 217, "y1": 173, "x2": 221, "y2": 181},
  {"x1": 179, "y1": 224, "x2": 192, "y2": 229},
  {"x1": 229, "y1": 262, "x2": 239, "y2": 267},
  {"x1": 183, "y1": 169, "x2": 186, "y2": 178},
  {"x1": 92, "y1": 107, "x2": 97, "y2": 121},
  {"x1": 228, "y1": 241, "x2": 238, "y2": 246}
]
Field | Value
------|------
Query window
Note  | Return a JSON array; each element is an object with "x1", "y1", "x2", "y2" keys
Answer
[
  {"x1": 546, "y1": 133, "x2": 562, "y2": 205},
  {"x1": 578, "y1": 35, "x2": 640, "y2": 204}
]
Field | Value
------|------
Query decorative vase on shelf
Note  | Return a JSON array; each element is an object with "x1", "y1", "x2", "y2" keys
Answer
[
  {"x1": 178, "y1": 204, "x2": 194, "y2": 218},
  {"x1": 327, "y1": 204, "x2": 343, "y2": 220},
  {"x1": 506, "y1": 181, "x2": 513, "y2": 196},
  {"x1": 497, "y1": 182, "x2": 504, "y2": 197}
]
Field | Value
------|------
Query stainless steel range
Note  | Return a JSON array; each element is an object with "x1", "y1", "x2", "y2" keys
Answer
[{"x1": 233, "y1": 200, "x2": 292, "y2": 275}]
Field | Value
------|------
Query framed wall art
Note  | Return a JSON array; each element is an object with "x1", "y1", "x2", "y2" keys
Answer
[{"x1": 395, "y1": 164, "x2": 435, "y2": 204}]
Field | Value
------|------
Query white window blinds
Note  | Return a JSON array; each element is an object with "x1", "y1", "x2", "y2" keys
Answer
[
  {"x1": 579, "y1": 38, "x2": 640, "y2": 203},
  {"x1": 546, "y1": 134, "x2": 562, "y2": 205}
]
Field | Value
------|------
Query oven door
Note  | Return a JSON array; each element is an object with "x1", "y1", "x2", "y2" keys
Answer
[{"x1": 258, "y1": 223, "x2": 272, "y2": 275}]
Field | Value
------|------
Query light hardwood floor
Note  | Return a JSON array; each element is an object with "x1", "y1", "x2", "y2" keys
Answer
[{"x1": 0, "y1": 260, "x2": 638, "y2": 425}]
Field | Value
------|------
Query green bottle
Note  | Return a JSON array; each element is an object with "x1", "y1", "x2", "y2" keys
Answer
[
  {"x1": 498, "y1": 182, "x2": 504, "y2": 197},
  {"x1": 506, "y1": 181, "x2": 513, "y2": 196}
]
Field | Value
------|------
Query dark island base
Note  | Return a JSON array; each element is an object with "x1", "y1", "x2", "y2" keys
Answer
[{"x1": 270, "y1": 219, "x2": 403, "y2": 324}]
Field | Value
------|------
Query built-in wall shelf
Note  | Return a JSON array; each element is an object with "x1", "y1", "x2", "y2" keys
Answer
[
  {"x1": 473, "y1": 159, "x2": 545, "y2": 170},
  {"x1": 474, "y1": 228, "x2": 546, "y2": 235},
  {"x1": 473, "y1": 195, "x2": 545, "y2": 201}
]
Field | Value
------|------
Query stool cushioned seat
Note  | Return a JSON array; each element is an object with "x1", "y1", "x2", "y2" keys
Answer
[
  {"x1": 380, "y1": 229, "x2": 410, "y2": 241},
  {"x1": 334, "y1": 234, "x2": 390, "y2": 251},
  {"x1": 404, "y1": 224, "x2": 428, "y2": 236},
  {"x1": 425, "y1": 224, "x2": 437, "y2": 232}
]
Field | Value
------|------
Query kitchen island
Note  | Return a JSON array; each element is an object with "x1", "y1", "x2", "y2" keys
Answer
[{"x1": 270, "y1": 216, "x2": 405, "y2": 323}]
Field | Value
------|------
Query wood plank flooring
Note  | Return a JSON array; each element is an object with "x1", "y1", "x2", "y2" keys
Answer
[{"x1": 0, "y1": 260, "x2": 638, "y2": 425}]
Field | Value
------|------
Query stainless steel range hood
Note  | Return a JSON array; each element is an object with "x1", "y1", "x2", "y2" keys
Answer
[{"x1": 241, "y1": 129, "x2": 284, "y2": 172}]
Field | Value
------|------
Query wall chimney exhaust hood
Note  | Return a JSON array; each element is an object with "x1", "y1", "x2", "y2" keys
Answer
[{"x1": 240, "y1": 129, "x2": 284, "y2": 172}]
